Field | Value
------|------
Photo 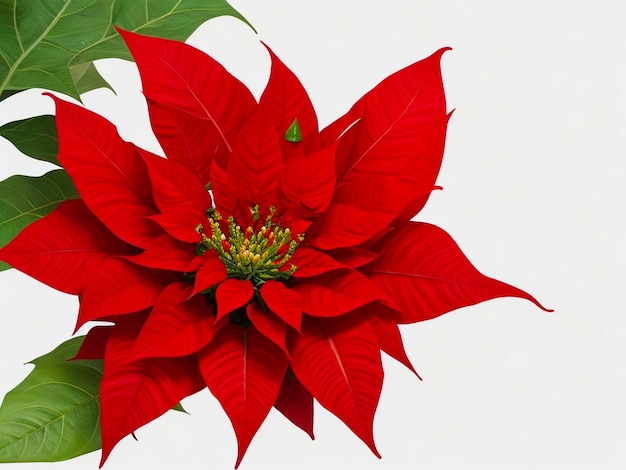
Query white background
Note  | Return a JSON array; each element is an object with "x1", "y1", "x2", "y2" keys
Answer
[{"x1": 1, "y1": 1, "x2": 625, "y2": 469}]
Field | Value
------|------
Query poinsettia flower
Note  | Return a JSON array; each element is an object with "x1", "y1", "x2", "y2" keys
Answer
[{"x1": 0, "y1": 28, "x2": 550, "y2": 468}]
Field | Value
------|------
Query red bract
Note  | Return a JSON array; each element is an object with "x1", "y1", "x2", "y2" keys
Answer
[{"x1": 0, "y1": 28, "x2": 550, "y2": 468}]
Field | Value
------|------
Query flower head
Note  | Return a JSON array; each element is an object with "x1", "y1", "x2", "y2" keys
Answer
[{"x1": 0, "y1": 28, "x2": 549, "y2": 467}]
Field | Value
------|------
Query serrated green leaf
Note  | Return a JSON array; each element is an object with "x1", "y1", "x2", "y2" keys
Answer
[
  {"x1": 0, "y1": 0, "x2": 253, "y2": 99},
  {"x1": 70, "y1": 62, "x2": 114, "y2": 95},
  {"x1": 0, "y1": 336, "x2": 104, "y2": 462},
  {"x1": 0, "y1": 115, "x2": 59, "y2": 165},
  {"x1": 0, "y1": 169, "x2": 78, "y2": 271}
]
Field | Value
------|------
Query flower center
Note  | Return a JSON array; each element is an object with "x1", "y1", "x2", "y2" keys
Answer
[{"x1": 196, "y1": 206, "x2": 303, "y2": 287}]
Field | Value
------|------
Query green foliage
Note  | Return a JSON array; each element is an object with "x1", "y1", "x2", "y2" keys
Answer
[
  {"x1": 0, "y1": 115, "x2": 59, "y2": 165},
  {"x1": 0, "y1": 169, "x2": 78, "y2": 271},
  {"x1": 70, "y1": 62, "x2": 115, "y2": 96},
  {"x1": 0, "y1": 336, "x2": 103, "y2": 462},
  {"x1": 0, "y1": 0, "x2": 252, "y2": 99}
]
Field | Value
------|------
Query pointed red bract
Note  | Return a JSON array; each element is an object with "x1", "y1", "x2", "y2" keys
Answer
[
  {"x1": 274, "y1": 373, "x2": 315, "y2": 439},
  {"x1": 140, "y1": 149, "x2": 211, "y2": 221},
  {"x1": 117, "y1": 27, "x2": 256, "y2": 153},
  {"x1": 258, "y1": 44, "x2": 320, "y2": 158},
  {"x1": 132, "y1": 283, "x2": 220, "y2": 359},
  {"x1": 363, "y1": 222, "x2": 551, "y2": 323},
  {"x1": 260, "y1": 280, "x2": 303, "y2": 331},
  {"x1": 332, "y1": 247, "x2": 379, "y2": 268},
  {"x1": 210, "y1": 157, "x2": 241, "y2": 219},
  {"x1": 288, "y1": 314, "x2": 383, "y2": 457},
  {"x1": 279, "y1": 143, "x2": 337, "y2": 217},
  {"x1": 0, "y1": 199, "x2": 135, "y2": 294},
  {"x1": 247, "y1": 302, "x2": 289, "y2": 356},
  {"x1": 77, "y1": 259, "x2": 169, "y2": 329},
  {"x1": 310, "y1": 179, "x2": 438, "y2": 250},
  {"x1": 293, "y1": 269, "x2": 388, "y2": 317},
  {"x1": 361, "y1": 305, "x2": 419, "y2": 377},
  {"x1": 199, "y1": 324, "x2": 288, "y2": 467},
  {"x1": 146, "y1": 100, "x2": 221, "y2": 184},
  {"x1": 126, "y1": 233, "x2": 195, "y2": 271},
  {"x1": 396, "y1": 114, "x2": 452, "y2": 219},
  {"x1": 332, "y1": 177, "x2": 439, "y2": 225},
  {"x1": 192, "y1": 256, "x2": 228, "y2": 295},
  {"x1": 215, "y1": 279, "x2": 254, "y2": 321},
  {"x1": 228, "y1": 108, "x2": 283, "y2": 212},
  {"x1": 146, "y1": 211, "x2": 202, "y2": 244},
  {"x1": 290, "y1": 248, "x2": 347, "y2": 278},
  {"x1": 306, "y1": 203, "x2": 387, "y2": 250},
  {"x1": 322, "y1": 48, "x2": 451, "y2": 221},
  {"x1": 47, "y1": 94, "x2": 159, "y2": 248},
  {"x1": 100, "y1": 314, "x2": 204, "y2": 466}
]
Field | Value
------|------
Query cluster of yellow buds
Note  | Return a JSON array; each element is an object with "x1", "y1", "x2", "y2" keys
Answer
[{"x1": 196, "y1": 206, "x2": 303, "y2": 286}]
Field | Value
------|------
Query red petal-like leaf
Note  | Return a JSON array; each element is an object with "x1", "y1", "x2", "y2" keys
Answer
[
  {"x1": 306, "y1": 203, "x2": 384, "y2": 250},
  {"x1": 215, "y1": 278, "x2": 254, "y2": 322},
  {"x1": 147, "y1": 212, "x2": 203, "y2": 244},
  {"x1": 126, "y1": 233, "x2": 195, "y2": 272},
  {"x1": 210, "y1": 158, "x2": 241, "y2": 220},
  {"x1": 118, "y1": 28, "x2": 256, "y2": 153},
  {"x1": 198, "y1": 324, "x2": 288, "y2": 468},
  {"x1": 260, "y1": 280, "x2": 302, "y2": 331},
  {"x1": 331, "y1": 247, "x2": 379, "y2": 268},
  {"x1": 362, "y1": 222, "x2": 552, "y2": 323},
  {"x1": 100, "y1": 315, "x2": 204, "y2": 466},
  {"x1": 310, "y1": 178, "x2": 437, "y2": 251},
  {"x1": 288, "y1": 314, "x2": 382, "y2": 456},
  {"x1": 77, "y1": 259, "x2": 169, "y2": 329},
  {"x1": 332, "y1": 177, "x2": 439, "y2": 223},
  {"x1": 228, "y1": 108, "x2": 283, "y2": 212},
  {"x1": 192, "y1": 255, "x2": 228, "y2": 295},
  {"x1": 132, "y1": 283, "x2": 219, "y2": 359},
  {"x1": 334, "y1": 48, "x2": 448, "y2": 174},
  {"x1": 323, "y1": 49, "x2": 450, "y2": 217},
  {"x1": 258, "y1": 45, "x2": 320, "y2": 158},
  {"x1": 146, "y1": 100, "x2": 225, "y2": 184},
  {"x1": 293, "y1": 269, "x2": 385, "y2": 317},
  {"x1": 279, "y1": 143, "x2": 336, "y2": 217},
  {"x1": 274, "y1": 373, "x2": 315, "y2": 439},
  {"x1": 396, "y1": 114, "x2": 451, "y2": 219},
  {"x1": 47, "y1": 94, "x2": 159, "y2": 248},
  {"x1": 360, "y1": 304, "x2": 419, "y2": 377},
  {"x1": 247, "y1": 302, "x2": 288, "y2": 356},
  {"x1": 72, "y1": 325, "x2": 113, "y2": 360},
  {"x1": 140, "y1": 149, "x2": 211, "y2": 220},
  {"x1": 290, "y1": 248, "x2": 347, "y2": 279},
  {"x1": 0, "y1": 199, "x2": 135, "y2": 294}
]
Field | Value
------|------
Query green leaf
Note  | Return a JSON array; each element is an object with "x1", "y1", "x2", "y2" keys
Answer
[
  {"x1": 0, "y1": 0, "x2": 253, "y2": 99},
  {"x1": 0, "y1": 169, "x2": 78, "y2": 271},
  {"x1": 172, "y1": 402, "x2": 189, "y2": 414},
  {"x1": 0, "y1": 89, "x2": 21, "y2": 101},
  {"x1": 70, "y1": 62, "x2": 114, "y2": 95},
  {"x1": 0, "y1": 336, "x2": 104, "y2": 462},
  {"x1": 0, "y1": 115, "x2": 59, "y2": 165},
  {"x1": 285, "y1": 118, "x2": 303, "y2": 142}
]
